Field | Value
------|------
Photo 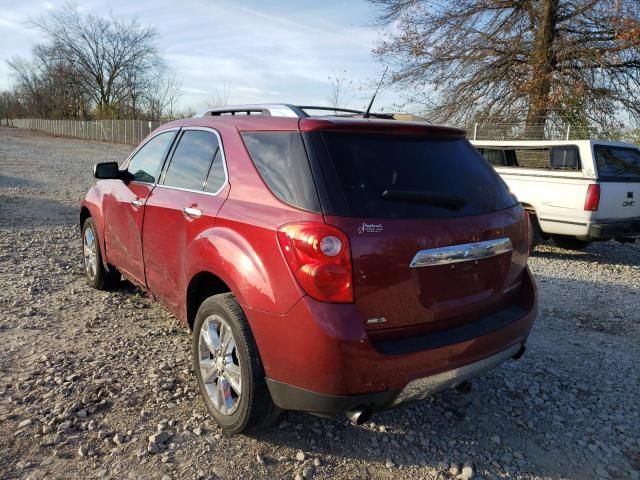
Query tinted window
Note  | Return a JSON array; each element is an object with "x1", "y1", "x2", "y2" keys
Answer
[
  {"x1": 164, "y1": 130, "x2": 220, "y2": 190},
  {"x1": 479, "y1": 146, "x2": 580, "y2": 170},
  {"x1": 550, "y1": 146, "x2": 580, "y2": 170},
  {"x1": 478, "y1": 148, "x2": 506, "y2": 166},
  {"x1": 127, "y1": 131, "x2": 176, "y2": 183},
  {"x1": 242, "y1": 132, "x2": 321, "y2": 211},
  {"x1": 594, "y1": 146, "x2": 640, "y2": 179},
  {"x1": 204, "y1": 149, "x2": 226, "y2": 194},
  {"x1": 305, "y1": 133, "x2": 516, "y2": 219}
]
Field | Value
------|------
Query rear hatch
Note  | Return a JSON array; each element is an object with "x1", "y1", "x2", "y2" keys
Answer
[
  {"x1": 593, "y1": 144, "x2": 640, "y2": 220},
  {"x1": 302, "y1": 125, "x2": 529, "y2": 334}
]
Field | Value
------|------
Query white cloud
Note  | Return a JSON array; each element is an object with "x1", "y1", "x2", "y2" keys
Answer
[{"x1": 0, "y1": 0, "x2": 404, "y2": 111}]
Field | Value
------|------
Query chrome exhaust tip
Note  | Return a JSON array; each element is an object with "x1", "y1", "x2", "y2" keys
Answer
[{"x1": 346, "y1": 408, "x2": 372, "y2": 425}]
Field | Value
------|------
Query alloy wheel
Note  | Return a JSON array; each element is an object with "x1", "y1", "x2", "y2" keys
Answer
[
  {"x1": 198, "y1": 315, "x2": 242, "y2": 415},
  {"x1": 83, "y1": 226, "x2": 98, "y2": 280}
]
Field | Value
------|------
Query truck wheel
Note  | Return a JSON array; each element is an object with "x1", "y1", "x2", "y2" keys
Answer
[
  {"x1": 552, "y1": 235, "x2": 592, "y2": 251},
  {"x1": 192, "y1": 293, "x2": 280, "y2": 434},
  {"x1": 528, "y1": 213, "x2": 543, "y2": 250},
  {"x1": 82, "y1": 217, "x2": 120, "y2": 290}
]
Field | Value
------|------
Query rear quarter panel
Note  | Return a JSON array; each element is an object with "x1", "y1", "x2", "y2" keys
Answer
[{"x1": 181, "y1": 121, "x2": 323, "y2": 319}]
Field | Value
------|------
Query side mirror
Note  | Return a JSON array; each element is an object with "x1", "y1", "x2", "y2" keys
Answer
[{"x1": 94, "y1": 162, "x2": 120, "y2": 179}]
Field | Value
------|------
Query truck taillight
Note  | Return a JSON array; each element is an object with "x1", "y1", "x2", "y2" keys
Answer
[
  {"x1": 277, "y1": 222, "x2": 353, "y2": 303},
  {"x1": 584, "y1": 184, "x2": 600, "y2": 211}
]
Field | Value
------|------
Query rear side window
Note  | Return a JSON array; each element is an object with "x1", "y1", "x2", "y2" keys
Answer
[
  {"x1": 242, "y1": 132, "x2": 321, "y2": 212},
  {"x1": 163, "y1": 130, "x2": 220, "y2": 191},
  {"x1": 127, "y1": 131, "x2": 176, "y2": 183},
  {"x1": 304, "y1": 133, "x2": 517, "y2": 219},
  {"x1": 550, "y1": 146, "x2": 580, "y2": 170},
  {"x1": 594, "y1": 146, "x2": 640, "y2": 180},
  {"x1": 204, "y1": 148, "x2": 226, "y2": 194},
  {"x1": 478, "y1": 146, "x2": 580, "y2": 170},
  {"x1": 478, "y1": 148, "x2": 506, "y2": 166}
]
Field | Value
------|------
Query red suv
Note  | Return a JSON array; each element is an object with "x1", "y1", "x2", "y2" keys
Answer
[{"x1": 81, "y1": 104, "x2": 537, "y2": 433}]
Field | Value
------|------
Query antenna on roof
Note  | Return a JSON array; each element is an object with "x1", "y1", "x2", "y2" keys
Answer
[{"x1": 363, "y1": 67, "x2": 389, "y2": 119}]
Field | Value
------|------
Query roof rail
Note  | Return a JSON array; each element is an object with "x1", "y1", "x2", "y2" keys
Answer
[
  {"x1": 196, "y1": 104, "x2": 307, "y2": 118},
  {"x1": 196, "y1": 103, "x2": 394, "y2": 119},
  {"x1": 296, "y1": 106, "x2": 364, "y2": 116}
]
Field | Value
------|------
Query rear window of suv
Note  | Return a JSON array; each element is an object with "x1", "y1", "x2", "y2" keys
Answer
[{"x1": 305, "y1": 132, "x2": 517, "y2": 219}]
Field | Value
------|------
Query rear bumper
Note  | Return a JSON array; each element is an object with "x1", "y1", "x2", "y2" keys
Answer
[
  {"x1": 266, "y1": 343, "x2": 524, "y2": 413},
  {"x1": 588, "y1": 217, "x2": 640, "y2": 239},
  {"x1": 246, "y1": 268, "x2": 537, "y2": 415}
]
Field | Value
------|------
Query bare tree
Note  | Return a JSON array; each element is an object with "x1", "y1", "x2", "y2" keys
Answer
[
  {"x1": 369, "y1": 0, "x2": 640, "y2": 127},
  {"x1": 0, "y1": 89, "x2": 24, "y2": 125},
  {"x1": 28, "y1": 4, "x2": 161, "y2": 116},
  {"x1": 146, "y1": 74, "x2": 183, "y2": 120},
  {"x1": 200, "y1": 83, "x2": 231, "y2": 110},
  {"x1": 327, "y1": 70, "x2": 355, "y2": 109},
  {"x1": 7, "y1": 51, "x2": 90, "y2": 119}
]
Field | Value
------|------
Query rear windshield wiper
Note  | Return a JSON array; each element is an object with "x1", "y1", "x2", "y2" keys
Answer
[{"x1": 381, "y1": 190, "x2": 466, "y2": 211}]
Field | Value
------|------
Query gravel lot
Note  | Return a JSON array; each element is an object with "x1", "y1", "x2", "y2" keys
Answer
[{"x1": 0, "y1": 126, "x2": 639, "y2": 480}]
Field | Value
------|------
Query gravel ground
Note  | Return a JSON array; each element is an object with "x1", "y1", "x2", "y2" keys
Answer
[{"x1": 0, "y1": 126, "x2": 638, "y2": 480}]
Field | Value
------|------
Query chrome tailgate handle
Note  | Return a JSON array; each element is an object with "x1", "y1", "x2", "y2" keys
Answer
[
  {"x1": 183, "y1": 207, "x2": 202, "y2": 218},
  {"x1": 410, "y1": 238, "x2": 512, "y2": 268}
]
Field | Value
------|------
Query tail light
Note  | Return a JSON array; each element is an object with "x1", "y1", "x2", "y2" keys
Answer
[
  {"x1": 584, "y1": 184, "x2": 600, "y2": 211},
  {"x1": 277, "y1": 222, "x2": 353, "y2": 303}
]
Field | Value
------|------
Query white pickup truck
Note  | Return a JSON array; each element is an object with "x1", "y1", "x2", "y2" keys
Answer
[{"x1": 472, "y1": 140, "x2": 640, "y2": 249}]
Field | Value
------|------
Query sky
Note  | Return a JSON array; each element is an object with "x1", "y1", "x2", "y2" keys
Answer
[{"x1": 0, "y1": 0, "x2": 405, "y2": 113}]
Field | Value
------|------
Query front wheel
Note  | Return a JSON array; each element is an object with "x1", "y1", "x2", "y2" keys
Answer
[
  {"x1": 192, "y1": 293, "x2": 280, "y2": 434},
  {"x1": 82, "y1": 217, "x2": 120, "y2": 290},
  {"x1": 552, "y1": 235, "x2": 592, "y2": 251}
]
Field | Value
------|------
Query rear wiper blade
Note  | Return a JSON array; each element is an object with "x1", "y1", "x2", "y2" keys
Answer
[{"x1": 381, "y1": 190, "x2": 466, "y2": 211}]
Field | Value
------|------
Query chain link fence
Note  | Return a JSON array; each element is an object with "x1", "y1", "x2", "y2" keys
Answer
[
  {"x1": 2, "y1": 117, "x2": 638, "y2": 145},
  {"x1": 4, "y1": 118, "x2": 168, "y2": 146},
  {"x1": 467, "y1": 122, "x2": 638, "y2": 142}
]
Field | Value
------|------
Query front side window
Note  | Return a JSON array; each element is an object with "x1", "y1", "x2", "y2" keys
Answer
[
  {"x1": 163, "y1": 130, "x2": 221, "y2": 191},
  {"x1": 594, "y1": 146, "x2": 640, "y2": 180},
  {"x1": 127, "y1": 131, "x2": 177, "y2": 183}
]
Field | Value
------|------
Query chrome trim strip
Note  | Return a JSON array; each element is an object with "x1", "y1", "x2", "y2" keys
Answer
[
  {"x1": 409, "y1": 238, "x2": 512, "y2": 268},
  {"x1": 538, "y1": 218, "x2": 587, "y2": 226},
  {"x1": 392, "y1": 343, "x2": 521, "y2": 406}
]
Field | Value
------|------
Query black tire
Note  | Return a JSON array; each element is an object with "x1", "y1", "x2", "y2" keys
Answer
[
  {"x1": 81, "y1": 217, "x2": 120, "y2": 290},
  {"x1": 552, "y1": 235, "x2": 592, "y2": 251},
  {"x1": 528, "y1": 213, "x2": 543, "y2": 250},
  {"x1": 192, "y1": 293, "x2": 280, "y2": 434}
]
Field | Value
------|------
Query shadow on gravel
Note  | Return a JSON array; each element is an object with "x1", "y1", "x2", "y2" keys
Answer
[
  {"x1": 0, "y1": 195, "x2": 77, "y2": 227},
  {"x1": 249, "y1": 391, "x2": 567, "y2": 477},
  {"x1": 531, "y1": 241, "x2": 640, "y2": 267},
  {"x1": 0, "y1": 174, "x2": 43, "y2": 190}
]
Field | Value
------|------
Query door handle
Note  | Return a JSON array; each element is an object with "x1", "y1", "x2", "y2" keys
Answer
[
  {"x1": 183, "y1": 207, "x2": 202, "y2": 218},
  {"x1": 130, "y1": 199, "x2": 143, "y2": 208}
]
